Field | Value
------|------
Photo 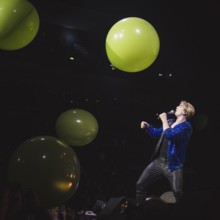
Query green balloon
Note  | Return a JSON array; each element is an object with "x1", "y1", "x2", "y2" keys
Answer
[
  {"x1": 56, "y1": 109, "x2": 99, "y2": 147},
  {"x1": 0, "y1": 0, "x2": 40, "y2": 50},
  {"x1": 0, "y1": 0, "x2": 29, "y2": 39},
  {"x1": 106, "y1": 17, "x2": 160, "y2": 72},
  {"x1": 8, "y1": 136, "x2": 80, "y2": 208}
]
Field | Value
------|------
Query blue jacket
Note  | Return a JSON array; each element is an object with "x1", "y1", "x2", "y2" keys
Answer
[{"x1": 145, "y1": 119, "x2": 192, "y2": 171}]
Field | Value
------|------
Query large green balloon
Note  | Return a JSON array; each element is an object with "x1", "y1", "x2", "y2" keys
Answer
[
  {"x1": 0, "y1": 0, "x2": 40, "y2": 50},
  {"x1": 106, "y1": 17, "x2": 160, "y2": 72},
  {"x1": 8, "y1": 136, "x2": 80, "y2": 208},
  {"x1": 56, "y1": 109, "x2": 99, "y2": 147}
]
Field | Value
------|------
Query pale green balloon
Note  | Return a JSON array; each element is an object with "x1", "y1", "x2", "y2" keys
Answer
[
  {"x1": 106, "y1": 17, "x2": 160, "y2": 72},
  {"x1": 0, "y1": 0, "x2": 27, "y2": 39},
  {"x1": 56, "y1": 109, "x2": 99, "y2": 147},
  {"x1": 0, "y1": 0, "x2": 40, "y2": 50},
  {"x1": 8, "y1": 136, "x2": 80, "y2": 208}
]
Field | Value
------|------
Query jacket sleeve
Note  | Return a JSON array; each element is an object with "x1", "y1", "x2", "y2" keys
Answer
[
  {"x1": 145, "y1": 124, "x2": 163, "y2": 139},
  {"x1": 163, "y1": 121, "x2": 192, "y2": 142}
]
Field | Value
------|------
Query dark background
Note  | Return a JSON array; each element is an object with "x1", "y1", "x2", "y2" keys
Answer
[{"x1": 0, "y1": 0, "x2": 220, "y2": 210}]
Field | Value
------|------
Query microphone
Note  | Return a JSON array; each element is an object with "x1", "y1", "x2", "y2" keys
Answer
[
  {"x1": 167, "y1": 110, "x2": 175, "y2": 115},
  {"x1": 157, "y1": 110, "x2": 175, "y2": 119}
]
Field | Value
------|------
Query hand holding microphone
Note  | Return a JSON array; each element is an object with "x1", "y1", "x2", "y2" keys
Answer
[
  {"x1": 157, "y1": 110, "x2": 175, "y2": 119},
  {"x1": 140, "y1": 110, "x2": 175, "y2": 130}
]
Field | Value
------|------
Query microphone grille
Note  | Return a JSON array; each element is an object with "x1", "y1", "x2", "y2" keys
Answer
[{"x1": 169, "y1": 110, "x2": 175, "y2": 114}]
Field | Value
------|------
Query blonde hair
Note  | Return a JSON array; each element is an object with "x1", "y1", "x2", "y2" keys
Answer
[{"x1": 180, "y1": 100, "x2": 195, "y2": 119}]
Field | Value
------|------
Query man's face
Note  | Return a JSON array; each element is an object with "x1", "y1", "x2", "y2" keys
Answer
[{"x1": 175, "y1": 103, "x2": 186, "y2": 117}]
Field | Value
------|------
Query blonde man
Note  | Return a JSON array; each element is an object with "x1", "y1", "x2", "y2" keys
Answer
[{"x1": 136, "y1": 100, "x2": 195, "y2": 206}]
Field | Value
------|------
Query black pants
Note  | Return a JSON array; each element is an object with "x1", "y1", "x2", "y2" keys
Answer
[{"x1": 136, "y1": 157, "x2": 183, "y2": 205}]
